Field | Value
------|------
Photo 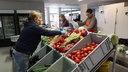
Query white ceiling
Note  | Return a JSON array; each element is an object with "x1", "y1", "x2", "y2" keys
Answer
[
  {"x1": 0, "y1": 0, "x2": 127, "y2": 8},
  {"x1": 44, "y1": 0, "x2": 128, "y2": 8}
]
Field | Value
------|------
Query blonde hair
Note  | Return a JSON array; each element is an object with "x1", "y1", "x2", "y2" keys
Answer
[{"x1": 28, "y1": 11, "x2": 42, "y2": 20}]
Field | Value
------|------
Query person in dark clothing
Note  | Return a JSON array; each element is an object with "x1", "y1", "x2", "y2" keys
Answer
[
  {"x1": 59, "y1": 14, "x2": 69, "y2": 27},
  {"x1": 12, "y1": 11, "x2": 66, "y2": 72}
]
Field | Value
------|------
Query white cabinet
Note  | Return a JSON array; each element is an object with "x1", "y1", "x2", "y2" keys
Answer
[
  {"x1": 97, "y1": 2, "x2": 128, "y2": 38},
  {"x1": 116, "y1": 7, "x2": 128, "y2": 38},
  {"x1": 98, "y1": 5, "x2": 117, "y2": 35}
]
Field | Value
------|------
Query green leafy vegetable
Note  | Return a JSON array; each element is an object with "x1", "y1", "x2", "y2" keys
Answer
[
  {"x1": 42, "y1": 37, "x2": 51, "y2": 44},
  {"x1": 117, "y1": 44, "x2": 126, "y2": 54},
  {"x1": 63, "y1": 33, "x2": 81, "y2": 46},
  {"x1": 30, "y1": 64, "x2": 51, "y2": 72}
]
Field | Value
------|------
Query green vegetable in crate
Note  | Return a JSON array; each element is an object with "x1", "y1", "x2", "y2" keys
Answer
[
  {"x1": 44, "y1": 64, "x2": 51, "y2": 67},
  {"x1": 42, "y1": 37, "x2": 51, "y2": 44},
  {"x1": 63, "y1": 33, "x2": 81, "y2": 46},
  {"x1": 31, "y1": 67, "x2": 47, "y2": 72},
  {"x1": 30, "y1": 64, "x2": 51, "y2": 72},
  {"x1": 117, "y1": 44, "x2": 126, "y2": 54},
  {"x1": 109, "y1": 34, "x2": 119, "y2": 45}
]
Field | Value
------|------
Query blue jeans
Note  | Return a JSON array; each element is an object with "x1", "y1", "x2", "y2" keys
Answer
[{"x1": 12, "y1": 49, "x2": 29, "y2": 72}]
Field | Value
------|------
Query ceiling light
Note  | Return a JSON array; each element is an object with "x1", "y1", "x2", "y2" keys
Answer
[{"x1": 78, "y1": 0, "x2": 83, "y2": 2}]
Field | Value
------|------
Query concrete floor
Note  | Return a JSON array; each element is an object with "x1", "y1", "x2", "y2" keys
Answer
[
  {"x1": 115, "y1": 64, "x2": 128, "y2": 72},
  {"x1": 0, "y1": 47, "x2": 13, "y2": 72},
  {"x1": 0, "y1": 46, "x2": 128, "y2": 72}
]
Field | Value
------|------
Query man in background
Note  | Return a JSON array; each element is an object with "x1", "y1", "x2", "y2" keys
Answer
[{"x1": 12, "y1": 11, "x2": 66, "y2": 72}]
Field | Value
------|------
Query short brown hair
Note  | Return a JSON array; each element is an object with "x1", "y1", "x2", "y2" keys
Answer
[
  {"x1": 28, "y1": 11, "x2": 42, "y2": 20},
  {"x1": 86, "y1": 9, "x2": 93, "y2": 14},
  {"x1": 59, "y1": 14, "x2": 66, "y2": 19}
]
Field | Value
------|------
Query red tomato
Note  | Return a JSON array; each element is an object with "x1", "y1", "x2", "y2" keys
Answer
[
  {"x1": 60, "y1": 38, "x2": 65, "y2": 43},
  {"x1": 95, "y1": 44, "x2": 99, "y2": 47},
  {"x1": 73, "y1": 29, "x2": 79, "y2": 33},
  {"x1": 91, "y1": 46, "x2": 95, "y2": 49},
  {"x1": 76, "y1": 51, "x2": 81, "y2": 55},
  {"x1": 62, "y1": 49, "x2": 66, "y2": 53},
  {"x1": 84, "y1": 53, "x2": 88, "y2": 57},
  {"x1": 77, "y1": 50, "x2": 81, "y2": 52},
  {"x1": 87, "y1": 47, "x2": 91, "y2": 51},
  {"x1": 91, "y1": 42, "x2": 95, "y2": 46},
  {"x1": 75, "y1": 58, "x2": 81, "y2": 63},
  {"x1": 77, "y1": 55, "x2": 81, "y2": 59},
  {"x1": 88, "y1": 51, "x2": 91, "y2": 54},
  {"x1": 56, "y1": 42, "x2": 61, "y2": 45},
  {"x1": 58, "y1": 46, "x2": 63, "y2": 52},
  {"x1": 80, "y1": 51, "x2": 84, "y2": 54},
  {"x1": 71, "y1": 55, "x2": 75, "y2": 60},
  {"x1": 81, "y1": 54, "x2": 85, "y2": 57},
  {"x1": 67, "y1": 54, "x2": 72, "y2": 58},
  {"x1": 80, "y1": 48, "x2": 84, "y2": 51},
  {"x1": 56, "y1": 44, "x2": 60, "y2": 48},
  {"x1": 87, "y1": 43, "x2": 91, "y2": 47},
  {"x1": 90, "y1": 47, "x2": 94, "y2": 51},
  {"x1": 81, "y1": 29, "x2": 87, "y2": 37},
  {"x1": 81, "y1": 57, "x2": 85, "y2": 61},
  {"x1": 83, "y1": 48, "x2": 87, "y2": 52},
  {"x1": 53, "y1": 45, "x2": 56, "y2": 49},
  {"x1": 72, "y1": 50, "x2": 77, "y2": 55},
  {"x1": 74, "y1": 39, "x2": 78, "y2": 44}
]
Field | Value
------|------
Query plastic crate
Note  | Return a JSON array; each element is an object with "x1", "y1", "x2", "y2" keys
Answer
[
  {"x1": 32, "y1": 42, "x2": 45, "y2": 56},
  {"x1": 30, "y1": 45, "x2": 52, "y2": 59},
  {"x1": 28, "y1": 45, "x2": 52, "y2": 69},
  {"x1": 28, "y1": 50, "x2": 62, "y2": 72},
  {"x1": 65, "y1": 33, "x2": 113, "y2": 72},
  {"x1": 47, "y1": 57, "x2": 76, "y2": 72}
]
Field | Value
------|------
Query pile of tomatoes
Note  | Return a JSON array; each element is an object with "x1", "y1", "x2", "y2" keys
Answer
[
  {"x1": 52, "y1": 29, "x2": 88, "y2": 53},
  {"x1": 52, "y1": 34, "x2": 78, "y2": 53},
  {"x1": 66, "y1": 42, "x2": 99, "y2": 63}
]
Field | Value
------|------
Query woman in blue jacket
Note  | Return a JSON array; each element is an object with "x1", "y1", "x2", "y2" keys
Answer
[{"x1": 12, "y1": 11, "x2": 66, "y2": 72}]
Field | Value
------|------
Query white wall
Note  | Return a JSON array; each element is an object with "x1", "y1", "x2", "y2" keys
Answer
[
  {"x1": 0, "y1": 1, "x2": 44, "y2": 10},
  {"x1": 0, "y1": 0, "x2": 45, "y2": 23},
  {"x1": 80, "y1": 4, "x2": 87, "y2": 21}
]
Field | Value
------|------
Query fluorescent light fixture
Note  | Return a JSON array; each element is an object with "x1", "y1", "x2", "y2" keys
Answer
[{"x1": 78, "y1": 0, "x2": 83, "y2": 2}]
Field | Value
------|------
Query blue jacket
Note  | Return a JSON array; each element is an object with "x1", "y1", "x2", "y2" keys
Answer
[{"x1": 14, "y1": 20, "x2": 61, "y2": 55}]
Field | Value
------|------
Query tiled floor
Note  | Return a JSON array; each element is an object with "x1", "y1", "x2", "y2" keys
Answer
[{"x1": 0, "y1": 47, "x2": 13, "y2": 72}]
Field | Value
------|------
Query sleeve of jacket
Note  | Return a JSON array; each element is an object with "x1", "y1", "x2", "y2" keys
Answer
[
  {"x1": 35, "y1": 26, "x2": 62, "y2": 36},
  {"x1": 85, "y1": 17, "x2": 97, "y2": 30}
]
